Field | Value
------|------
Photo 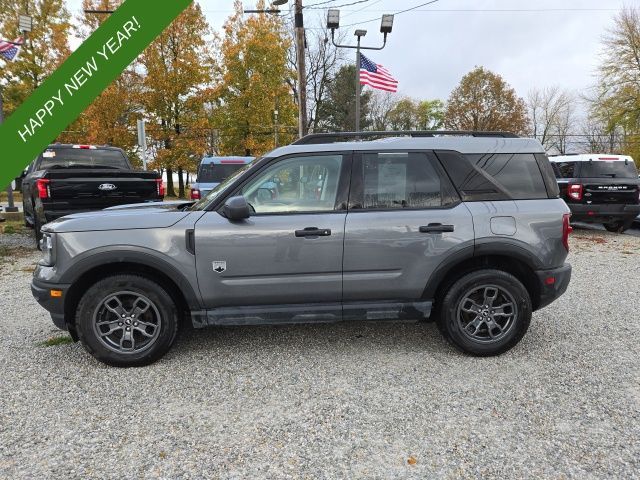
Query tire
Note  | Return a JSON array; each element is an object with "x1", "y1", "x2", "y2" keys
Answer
[
  {"x1": 603, "y1": 220, "x2": 633, "y2": 233},
  {"x1": 75, "y1": 275, "x2": 179, "y2": 367},
  {"x1": 436, "y1": 269, "x2": 532, "y2": 356}
]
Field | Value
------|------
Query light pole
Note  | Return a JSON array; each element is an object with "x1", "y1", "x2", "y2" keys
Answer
[
  {"x1": 327, "y1": 10, "x2": 394, "y2": 132},
  {"x1": 2, "y1": 13, "x2": 32, "y2": 213}
]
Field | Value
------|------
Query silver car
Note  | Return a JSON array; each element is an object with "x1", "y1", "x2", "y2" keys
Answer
[{"x1": 31, "y1": 131, "x2": 572, "y2": 367}]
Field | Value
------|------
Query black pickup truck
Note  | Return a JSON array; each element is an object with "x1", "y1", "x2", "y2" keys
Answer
[
  {"x1": 21, "y1": 144, "x2": 164, "y2": 242},
  {"x1": 550, "y1": 154, "x2": 640, "y2": 232}
]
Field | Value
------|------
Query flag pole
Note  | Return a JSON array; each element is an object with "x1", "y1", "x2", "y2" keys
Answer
[{"x1": 355, "y1": 38, "x2": 361, "y2": 133}]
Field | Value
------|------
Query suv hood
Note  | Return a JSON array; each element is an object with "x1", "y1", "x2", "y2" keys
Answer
[{"x1": 43, "y1": 201, "x2": 194, "y2": 233}]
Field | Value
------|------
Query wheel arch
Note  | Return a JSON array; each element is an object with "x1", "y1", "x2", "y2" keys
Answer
[
  {"x1": 424, "y1": 246, "x2": 543, "y2": 312},
  {"x1": 61, "y1": 250, "x2": 202, "y2": 333}
]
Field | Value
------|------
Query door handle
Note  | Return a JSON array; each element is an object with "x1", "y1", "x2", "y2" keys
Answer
[
  {"x1": 295, "y1": 227, "x2": 332, "y2": 237},
  {"x1": 419, "y1": 223, "x2": 455, "y2": 233}
]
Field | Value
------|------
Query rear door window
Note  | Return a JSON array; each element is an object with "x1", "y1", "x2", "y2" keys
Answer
[{"x1": 359, "y1": 152, "x2": 457, "y2": 209}]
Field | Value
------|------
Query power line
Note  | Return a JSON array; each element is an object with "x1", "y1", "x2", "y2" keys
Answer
[
  {"x1": 332, "y1": 0, "x2": 441, "y2": 29},
  {"x1": 306, "y1": 0, "x2": 372, "y2": 10}
]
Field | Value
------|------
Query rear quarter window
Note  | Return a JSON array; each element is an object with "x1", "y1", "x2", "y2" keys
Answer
[
  {"x1": 553, "y1": 161, "x2": 577, "y2": 178},
  {"x1": 434, "y1": 150, "x2": 551, "y2": 201}
]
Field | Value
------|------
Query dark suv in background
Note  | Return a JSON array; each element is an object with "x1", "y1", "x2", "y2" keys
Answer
[
  {"x1": 31, "y1": 131, "x2": 572, "y2": 367},
  {"x1": 550, "y1": 154, "x2": 640, "y2": 232}
]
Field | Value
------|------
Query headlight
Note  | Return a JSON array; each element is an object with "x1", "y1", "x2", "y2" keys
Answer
[{"x1": 39, "y1": 233, "x2": 56, "y2": 266}]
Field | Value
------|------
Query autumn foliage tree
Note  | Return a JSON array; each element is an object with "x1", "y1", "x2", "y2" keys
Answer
[
  {"x1": 590, "y1": 6, "x2": 640, "y2": 162},
  {"x1": 445, "y1": 66, "x2": 528, "y2": 135},
  {"x1": 0, "y1": 0, "x2": 71, "y2": 115},
  {"x1": 59, "y1": 0, "x2": 142, "y2": 157},
  {"x1": 141, "y1": 3, "x2": 214, "y2": 197},
  {"x1": 214, "y1": 1, "x2": 296, "y2": 156}
]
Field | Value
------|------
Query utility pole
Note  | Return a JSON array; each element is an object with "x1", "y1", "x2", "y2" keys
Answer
[{"x1": 294, "y1": 0, "x2": 307, "y2": 138}]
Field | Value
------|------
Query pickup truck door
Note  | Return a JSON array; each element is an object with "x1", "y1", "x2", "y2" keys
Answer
[{"x1": 194, "y1": 153, "x2": 351, "y2": 322}]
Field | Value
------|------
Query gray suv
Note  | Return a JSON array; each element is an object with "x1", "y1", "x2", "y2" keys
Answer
[{"x1": 31, "y1": 131, "x2": 572, "y2": 367}]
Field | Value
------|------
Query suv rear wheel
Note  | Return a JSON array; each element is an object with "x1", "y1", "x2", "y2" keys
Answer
[
  {"x1": 437, "y1": 270, "x2": 532, "y2": 356},
  {"x1": 75, "y1": 275, "x2": 179, "y2": 367}
]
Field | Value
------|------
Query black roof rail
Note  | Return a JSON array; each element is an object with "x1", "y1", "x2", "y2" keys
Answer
[{"x1": 292, "y1": 130, "x2": 520, "y2": 145}]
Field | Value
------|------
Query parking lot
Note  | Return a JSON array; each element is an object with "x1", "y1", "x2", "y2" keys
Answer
[{"x1": 0, "y1": 227, "x2": 638, "y2": 478}]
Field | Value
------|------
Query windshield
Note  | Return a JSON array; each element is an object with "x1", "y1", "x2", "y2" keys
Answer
[
  {"x1": 579, "y1": 161, "x2": 638, "y2": 179},
  {"x1": 198, "y1": 163, "x2": 246, "y2": 183},
  {"x1": 38, "y1": 148, "x2": 130, "y2": 169},
  {"x1": 190, "y1": 161, "x2": 257, "y2": 211}
]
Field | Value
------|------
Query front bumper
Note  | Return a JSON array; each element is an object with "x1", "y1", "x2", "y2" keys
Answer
[
  {"x1": 31, "y1": 277, "x2": 70, "y2": 331},
  {"x1": 535, "y1": 263, "x2": 572, "y2": 310},
  {"x1": 567, "y1": 203, "x2": 640, "y2": 223}
]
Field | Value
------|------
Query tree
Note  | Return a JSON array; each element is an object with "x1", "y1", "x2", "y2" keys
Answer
[
  {"x1": 141, "y1": 3, "x2": 214, "y2": 197},
  {"x1": 316, "y1": 64, "x2": 371, "y2": 132},
  {"x1": 0, "y1": 0, "x2": 71, "y2": 115},
  {"x1": 527, "y1": 86, "x2": 575, "y2": 154},
  {"x1": 367, "y1": 94, "x2": 444, "y2": 131},
  {"x1": 444, "y1": 66, "x2": 528, "y2": 134},
  {"x1": 286, "y1": 27, "x2": 345, "y2": 134},
  {"x1": 59, "y1": 0, "x2": 142, "y2": 159},
  {"x1": 590, "y1": 6, "x2": 640, "y2": 162},
  {"x1": 214, "y1": 1, "x2": 296, "y2": 156}
]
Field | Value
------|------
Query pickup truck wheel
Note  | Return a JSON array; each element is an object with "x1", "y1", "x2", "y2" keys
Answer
[
  {"x1": 75, "y1": 275, "x2": 179, "y2": 367},
  {"x1": 437, "y1": 269, "x2": 532, "y2": 356}
]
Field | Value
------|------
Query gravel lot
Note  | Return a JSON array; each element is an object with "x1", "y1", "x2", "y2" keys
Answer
[{"x1": 0, "y1": 228, "x2": 638, "y2": 479}]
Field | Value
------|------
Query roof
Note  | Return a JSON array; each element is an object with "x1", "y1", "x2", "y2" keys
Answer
[
  {"x1": 268, "y1": 136, "x2": 545, "y2": 157},
  {"x1": 200, "y1": 156, "x2": 254, "y2": 164},
  {"x1": 549, "y1": 154, "x2": 635, "y2": 163}
]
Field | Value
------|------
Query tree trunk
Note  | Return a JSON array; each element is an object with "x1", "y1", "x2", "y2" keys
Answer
[
  {"x1": 178, "y1": 167, "x2": 185, "y2": 198},
  {"x1": 166, "y1": 167, "x2": 176, "y2": 197}
]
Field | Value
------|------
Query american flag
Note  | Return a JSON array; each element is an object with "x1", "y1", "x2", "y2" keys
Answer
[
  {"x1": 359, "y1": 53, "x2": 398, "y2": 93},
  {"x1": 0, "y1": 37, "x2": 23, "y2": 62}
]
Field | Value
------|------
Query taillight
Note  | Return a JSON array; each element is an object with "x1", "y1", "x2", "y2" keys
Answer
[
  {"x1": 562, "y1": 213, "x2": 572, "y2": 252},
  {"x1": 568, "y1": 183, "x2": 583, "y2": 201},
  {"x1": 190, "y1": 189, "x2": 201, "y2": 200},
  {"x1": 36, "y1": 179, "x2": 50, "y2": 199},
  {"x1": 156, "y1": 179, "x2": 165, "y2": 197}
]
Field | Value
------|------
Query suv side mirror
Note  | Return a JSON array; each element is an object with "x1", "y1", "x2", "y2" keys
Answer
[{"x1": 223, "y1": 195, "x2": 251, "y2": 221}]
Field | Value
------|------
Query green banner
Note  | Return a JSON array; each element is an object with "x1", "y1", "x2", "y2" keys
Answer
[{"x1": 0, "y1": 0, "x2": 192, "y2": 188}]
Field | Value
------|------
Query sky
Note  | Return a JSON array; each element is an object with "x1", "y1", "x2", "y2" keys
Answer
[{"x1": 64, "y1": 0, "x2": 627, "y2": 104}]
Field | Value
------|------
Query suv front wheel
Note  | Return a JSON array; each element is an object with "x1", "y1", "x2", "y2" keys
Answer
[
  {"x1": 437, "y1": 270, "x2": 532, "y2": 356},
  {"x1": 75, "y1": 275, "x2": 179, "y2": 367}
]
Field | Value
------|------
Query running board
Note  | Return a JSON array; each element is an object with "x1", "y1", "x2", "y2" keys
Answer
[{"x1": 191, "y1": 301, "x2": 432, "y2": 327}]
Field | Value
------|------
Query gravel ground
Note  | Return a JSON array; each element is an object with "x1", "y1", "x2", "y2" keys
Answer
[{"x1": 0, "y1": 228, "x2": 638, "y2": 479}]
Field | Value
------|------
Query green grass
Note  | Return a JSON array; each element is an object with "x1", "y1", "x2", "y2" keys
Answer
[
  {"x1": 0, "y1": 221, "x2": 27, "y2": 235},
  {"x1": 39, "y1": 335, "x2": 74, "y2": 347}
]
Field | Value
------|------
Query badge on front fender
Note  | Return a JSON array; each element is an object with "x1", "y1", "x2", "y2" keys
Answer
[{"x1": 212, "y1": 261, "x2": 226, "y2": 273}]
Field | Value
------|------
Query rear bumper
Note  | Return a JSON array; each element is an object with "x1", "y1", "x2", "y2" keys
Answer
[
  {"x1": 535, "y1": 263, "x2": 571, "y2": 310},
  {"x1": 31, "y1": 277, "x2": 70, "y2": 330},
  {"x1": 567, "y1": 203, "x2": 640, "y2": 223}
]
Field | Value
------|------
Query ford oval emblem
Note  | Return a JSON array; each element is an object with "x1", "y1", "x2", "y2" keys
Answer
[{"x1": 98, "y1": 183, "x2": 117, "y2": 191}]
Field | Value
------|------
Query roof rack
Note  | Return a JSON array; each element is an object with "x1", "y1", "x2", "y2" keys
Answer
[{"x1": 292, "y1": 130, "x2": 519, "y2": 145}]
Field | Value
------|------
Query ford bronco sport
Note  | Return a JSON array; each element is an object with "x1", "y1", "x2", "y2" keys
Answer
[
  {"x1": 31, "y1": 131, "x2": 572, "y2": 367},
  {"x1": 549, "y1": 154, "x2": 640, "y2": 232}
]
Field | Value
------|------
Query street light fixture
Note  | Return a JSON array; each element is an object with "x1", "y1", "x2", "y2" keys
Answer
[
  {"x1": 380, "y1": 14, "x2": 394, "y2": 34},
  {"x1": 326, "y1": 9, "x2": 340, "y2": 30},
  {"x1": 326, "y1": 10, "x2": 394, "y2": 132}
]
